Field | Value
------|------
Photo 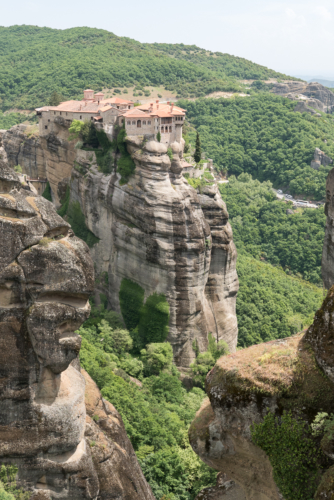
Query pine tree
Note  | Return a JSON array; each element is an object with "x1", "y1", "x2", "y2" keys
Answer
[
  {"x1": 157, "y1": 131, "x2": 161, "y2": 143},
  {"x1": 48, "y1": 91, "x2": 63, "y2": 106},
  {"x1": 194, "y1": 132, "x2": 202, "y2": 163}
]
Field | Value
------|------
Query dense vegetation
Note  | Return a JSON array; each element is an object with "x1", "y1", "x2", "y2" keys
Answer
[
  {"x1": 179, "y1": 94, "x2": 334, "y2": 198},
  {"x1": 79, "y1": 304, "x2": 217, "y2": 500},
  {"x1": 219, "y1": 174, "x2": 326, "y2": 283},
  {"x1": 0, "y1": 112, "x2": 35, "y2": 129},
  {"x1": 236, "y1": 253, "x2": 323, "y2": 347},
  {"x1": 0, "y1": 25, "x2": 296, "y2": 111},
  {"x1": 251, "y1": 412, "x2": 322, "y2": 500},
  {"x1": 0, "y1": 466, "x2": 29, "y2": 500}
]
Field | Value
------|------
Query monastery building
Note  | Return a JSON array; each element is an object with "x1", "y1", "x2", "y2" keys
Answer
[{"x1": 36, "y1": 89, "x2": 186, "y2": 145}]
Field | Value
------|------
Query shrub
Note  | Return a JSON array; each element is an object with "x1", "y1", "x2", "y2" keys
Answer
[
  {"x1": 57, "y1": 185, "x2": 70, "y2": 218},
  {"x1": 14, "y1": 165, "x2": 22, "y2": 174},
  {"x1": 42, "y1": 181, "x2": 52, "y2": 202},
  {"x1": 167, "y1": 147, "x2": 173, "y2": 161},
  {"x1": 138, "y1": 293, "x2": 170, "y2": 345},
  {"x1": 67, "y1": 201, "x2": 99, "y2": 247},
  {"x1": 141, "y1": 343, "x2": 173, "y2": 375},
  {"x1": 157, "y1": 131, "x2": 161, "y2": 142},
  {"x1": 190, "y1": 351, "x2": 215, "y2": 387},
  {"x1": 119, "y1": 279, "x2": 145, "y2": 332},
  {"x1": 251, "y1": 411, "x2": 321, "y2": 500}
]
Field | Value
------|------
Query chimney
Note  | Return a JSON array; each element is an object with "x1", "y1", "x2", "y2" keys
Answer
[
  {"x1": 156, "y1": 99, "x2": 159, "y2": 110},
  {"x1": 149, "y1": 103, "x2": 153, "y2": 112},
  {"x1": 171, "y1": 103, "x2": 174, "y2": 112}
]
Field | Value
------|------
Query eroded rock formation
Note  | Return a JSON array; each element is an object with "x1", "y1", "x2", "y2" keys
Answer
[
  {"x1": 0, "y1": 159, "x2": 155, "y2": 499},
  {"x1": 0, "y1": 122, "x2": 239, "y2": 367},
  {"x1": 68, "y1": 136, "x2": 238, "y2": 366},
  {"x1": 322, "y1": 167, "x2": 334, "y2": 289},
  {"x1": 189, "y1": 309, "x2": 334, "y2": 499}
]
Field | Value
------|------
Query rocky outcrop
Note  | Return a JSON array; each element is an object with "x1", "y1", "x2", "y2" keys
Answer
[
  {"x1": 322, "y1": 167, "x2": 334, "y2": 288},
  {"x1": 1, "y1": 123, "x2": 76, "y2": 206},
  {"x1": 0, "y1": 158, "x2": 155, "y2": 499},
  {"x1": 271, "y1": 81, "x2": 334, "y2": 113},
  {"x1": 189, "y1": 319, "x2": 334, "y2": 499},
  {"x1": 1, "y1": 122, "x2": 239, "y2": 366},
  {"x1": 68, "y1": 136, "x2": 238, "y2": 366},
  {"x1": 311, "y1": 148, "x2": 332, "y2": 170}
]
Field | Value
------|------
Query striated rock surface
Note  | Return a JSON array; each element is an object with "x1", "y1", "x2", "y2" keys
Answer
[
  {"x1": 0, "y1": 158, "x2": 155, "y2": 499},
  {"x1": 68, "y1": 136, "x2": 239, "y2": 366},
  {"x1": 322, "y1": 167, "x2": 334, "y2": 289},
  {"x1": 1, "y1": 125, "x2": 239, "y2": 367},
  {"x1": 1, "y1": 123, "x2": 75, "y2": 206},
  {"x1": 189, "y1": 320, "x2": 334, "y2": 499}
]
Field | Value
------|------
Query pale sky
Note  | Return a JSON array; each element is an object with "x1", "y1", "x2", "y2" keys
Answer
[{"x1": 2, "y1": 0, "x2": 334, "y2": 78}]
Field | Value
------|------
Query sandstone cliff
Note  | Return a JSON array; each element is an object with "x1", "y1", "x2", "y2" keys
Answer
[
  {"x1": 0, "y1": 122, "x2": 75, "y2": 206},
  {"x1": 0, "y1": 158, "x2": 155, "y2": 500},
  {"x1": 188, "y1": 285, "x2": 334, "y2": 499},
  {"x1": 1, "y1": 124, "x2": 239, "y2": 367},
  {"x1": 68, "y1": 135, "x2": 238, "y2": 366},
  {"x1": 322, "y1": 167, "x2": 334, "y2": 289}
]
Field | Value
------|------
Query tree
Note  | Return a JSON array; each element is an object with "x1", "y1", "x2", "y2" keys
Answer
[
  {"x1": 194, "y1": 132, "x2": 202, "y2": 163},
  {"x1": 156, "y1": 131, "x2": 161, "y2": 143},
  {"x1": 141, "y1": 343, "x2": 173, "y2": 375},
  {"x1": 48, "y1": 91, "x2": 63, "y2": 106}
]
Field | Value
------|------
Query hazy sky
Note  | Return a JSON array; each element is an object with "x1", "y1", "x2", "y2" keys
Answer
[{"x1": 2, "y1": 0, "x2": 334, "y2": 78}]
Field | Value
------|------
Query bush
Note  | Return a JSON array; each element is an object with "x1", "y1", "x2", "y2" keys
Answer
[
  {"x1": 42, "y1": 181, "x2": 52, "y2": 201},
  {"x1": 251, "y1": 411, "x2": 322, "y2": 500},
  {"x1": 138, "y1": 293, "x2": 170, "y2": 345},
  {"x1": 190, "y1": 351, "x2": 215, "y2": 387},
  {"x1": 119, "y1": 279, "x2": 145, "y2": 332},
  {"x1": 67, "y1": 201, "x2": 99, "y2": 247},
  {"x1": 141, "y1": 343, "x2": 173, "y2": 375}
]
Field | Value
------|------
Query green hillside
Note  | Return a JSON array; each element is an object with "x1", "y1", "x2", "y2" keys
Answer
[
  {"x1": 0, "y1": 25, "x2": 297, "y2": 111},
  {"x1": 180, "y1": 94, "x2": 334, "y2": 199}
]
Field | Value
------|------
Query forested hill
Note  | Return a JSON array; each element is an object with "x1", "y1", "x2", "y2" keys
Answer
[{"x1": 0, "y1": 25, "x2": 297, "y2": 111}]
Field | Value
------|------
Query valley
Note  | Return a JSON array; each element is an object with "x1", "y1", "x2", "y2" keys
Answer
[{"x1": 1, "y1": 23, "x2": 334, "y2": 500}]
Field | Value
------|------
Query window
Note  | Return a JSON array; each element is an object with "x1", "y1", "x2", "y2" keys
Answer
[
  {"x1": 148, "y1": 121, "x2": 151, "y2": 125},
  {"x1": 45, "y1": 125, "x2": 48, "y2": 129},
  {"x1": 128, "y1": 106, "x2": 131, "y2": 109},
  {"x1": 127, "y1": 121, "x2": 131, "y2": 125},
  {"x1": 132, "y1": 121, "x2": 136, "y2": 125},
  {"x1": 117, "y1": 106, "x2": 120, "y2": 109},
  {"x1": 137, "y1": 120, "x2": 141, "y2": 128},
  {"x1": 169, "y1": 126, "x2": 172, "y2": 132},
  {"x1": 54, "y1": 112, "x2": 56, "y2": 115},
  {"x1": 66, "y1": 112, "x2": 68, "y2": 116},
  {"x1": 143, "y1": 121, "x2": 146, "y2": 125},
  {"x1": 60, "y1": 112, "x2": 62, "y2": 116},
  {"x1": 120, "y1": 119, "x2": 123, "y2": 124},
  {"x1": 48, "y1": 119, "x2": 50, "y2": 122},
  {"x1": 80, "y1": 115, "x2": 82, "y2": 119}
]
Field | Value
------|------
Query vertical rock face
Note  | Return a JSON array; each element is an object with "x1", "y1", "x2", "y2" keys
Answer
[
  {"x1": 1, "y1": 124, "x2": 239, "y2": 367},
  {"x1": 69, "y1": 136, "x2": 238, "y2": 366},
  {"x1": 322, "y1": 168, "x2": 334, "y2": 288},
  {"x1": 1, "y1": 123, "x2": 75, "y2": 206},
  {"x1": 0, "y1": 159, "x2": 155, "y2": 500}
]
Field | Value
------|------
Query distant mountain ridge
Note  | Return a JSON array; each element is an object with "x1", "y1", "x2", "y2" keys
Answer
[{"x1": 0, "y1": 25, "x2": 299, "y2": 111}]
